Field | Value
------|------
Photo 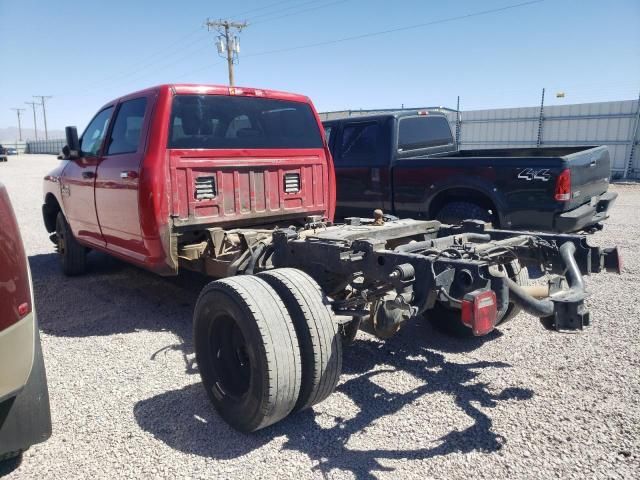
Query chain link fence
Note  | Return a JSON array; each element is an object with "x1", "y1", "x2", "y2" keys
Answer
[{"x1": 25, "y1": 139, "x2": 65, "y2": 154}]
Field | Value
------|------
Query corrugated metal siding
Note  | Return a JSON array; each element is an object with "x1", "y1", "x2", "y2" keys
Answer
[
  {"x1": 322, "y1": 99, "x2": 640, "y2": 179},
  {"x1": 443, "y1": 100, "x2": 639, "y2": 178}
]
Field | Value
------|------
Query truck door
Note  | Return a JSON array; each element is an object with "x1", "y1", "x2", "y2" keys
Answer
[
  {"x1": 60, "y1": 106, "x2": 114, "y2": 247},
  {"x1": 334, "y1": 121, "x2": 387, "y2": 219},
  {"x1": 95, "y1": 95, "x2": 151, "y2": 260}
]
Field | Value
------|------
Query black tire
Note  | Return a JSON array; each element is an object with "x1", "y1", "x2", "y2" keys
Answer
[
  {"x1": 428, "y1": 260, "x2": 528, "y2": 337},
  {"x1": 259, "y1": 268, "x2": 342, "y2": 411},
  {"x1": 436, "y1": 201, "x2": 495, "y2": 226},
  {"x1": 55, "y1": 212, "x2": 87, "y2": 276},
  {"x1": 193, "y1": 275, "x2": 301, "y2": 432},
  {"x1": 498, "y1": 260, "x2": 529, "y2": 324}
]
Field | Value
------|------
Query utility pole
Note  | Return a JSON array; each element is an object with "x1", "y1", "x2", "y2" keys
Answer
[
  {"x1": 205, "y1": 19, "x2": 247, "y2": 86},
  {"x1": 34, "y1": 95, "x2": 53, "y2": 140},
  {"x1": 25, "y1": 101, "x2": 39, "y2": 142},
  {"x1": 10, "y1": 108, "x2": 26, "y2": 141}
]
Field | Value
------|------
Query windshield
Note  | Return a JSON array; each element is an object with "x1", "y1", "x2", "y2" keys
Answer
[
  {"x1": 168, "y1": 94, "x2": 323, "y2": 149},
  {"x1": 398, "y1": 116, "x2": 453, "y2": 151}
]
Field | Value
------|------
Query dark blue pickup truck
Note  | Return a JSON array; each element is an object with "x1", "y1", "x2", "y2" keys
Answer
[{"x1": 324, "y1": 111, "x2": 617, "y2": 232}]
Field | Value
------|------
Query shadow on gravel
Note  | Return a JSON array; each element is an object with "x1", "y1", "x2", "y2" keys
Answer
[
  {"x1": 134, "y1": 322, "x2": 533, "y2": 479},
  {"x1": 29, "y1": 252, "x2": 206, "y2": 363},
  {"x1": 31, "y1": 250, "x2": 534, "y2": 479}
]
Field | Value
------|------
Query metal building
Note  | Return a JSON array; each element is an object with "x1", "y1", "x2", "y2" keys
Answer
[{"x1": 321, "y1": 99, "x2": 640, "y2": 179}]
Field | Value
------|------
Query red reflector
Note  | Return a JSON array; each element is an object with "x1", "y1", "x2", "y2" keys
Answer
[
  {"x1": 18, "y1": 302, "x2": 31, "y2": 317},
  {"x1": 555, "y1": 169, "x2": 571, "y2": 201},
  {"x1": 461, "y1": 290, "x2": 497, "y2": 336}
]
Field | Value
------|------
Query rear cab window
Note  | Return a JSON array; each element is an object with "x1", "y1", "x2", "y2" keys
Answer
[
  {"x1": 397, "y1": 116, "x2": 453, "y2": 152},
  {"x1": 168, "y1": 95, "x2": 323, "y2": 149}
]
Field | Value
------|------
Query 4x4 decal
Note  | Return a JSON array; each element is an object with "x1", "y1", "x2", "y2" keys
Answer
[{"x1": 518, "y1": 168, "x2": 551, "y2": 182}]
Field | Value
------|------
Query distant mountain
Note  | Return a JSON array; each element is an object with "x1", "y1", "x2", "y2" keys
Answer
[{"x1": 0, "y1": 126, "x2": 66, "y2": 143}]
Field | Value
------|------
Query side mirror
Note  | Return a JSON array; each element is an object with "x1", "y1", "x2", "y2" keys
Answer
[{"x1": 64, "y1": 126, "x2": 80, "y2": 159}]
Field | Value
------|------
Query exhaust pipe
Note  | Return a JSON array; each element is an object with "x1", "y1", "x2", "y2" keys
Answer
[{"x1": 505, "y1": 241, "x2": 590, "y2": 330}]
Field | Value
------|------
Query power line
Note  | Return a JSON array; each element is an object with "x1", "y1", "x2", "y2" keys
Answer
[
  {"x1": 34, "y1": 95, "x2": 52, "y2": 141},
  {"x1": 57, "y1": 2, "x2": 343, "y2": 96},
  {"x1": 245, "y1": 0, "x2": 321, "y2": 21},
  {"x1": 226, "y1": 0, "x2": 300, "y2": 18},
  {"x1": 55, "y1": 27, "x2": 206, "y2": 97},
  {"x1": 250, "y1": 0, "x2": 352, "y2": 26},
  {"x1": 10, "y1": 108, "x2": 26, "y2": 141},
  {"x1": 244, "y1": 0, "x2": 545, "y2": 59},
  {"x1": 98, "y1": 2, "x2": 338, "y2": 90},
  {"x1": 206, "y1": 19, "x2": 248, "y2": 86},
  {"x1": 60, "y1": 0, "x2": 544, "y2": 98}
]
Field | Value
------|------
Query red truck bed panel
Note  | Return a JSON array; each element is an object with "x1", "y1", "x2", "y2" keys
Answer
[{"x1": 169, "y1": 150, "x2": 329, "y2": 228}]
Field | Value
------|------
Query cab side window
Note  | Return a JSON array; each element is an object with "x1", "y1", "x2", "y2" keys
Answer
[
  {"x1": 338, "y1": 122, "x2": 379, "y2": 164},
  {"x1": 80, "y1": 107, "x2": 114, "y2": 157},
  {"x1": 107, "y1": 98, "x2": 147, "y2": 155}
]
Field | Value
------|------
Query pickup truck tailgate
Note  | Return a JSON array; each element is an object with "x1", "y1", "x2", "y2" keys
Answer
[
  {"x1": 168, "y1": 150, "x2": 329, "y2": 228},
  {"x1": 564, "y1": 146, "x2": 611, "y2": 211}
]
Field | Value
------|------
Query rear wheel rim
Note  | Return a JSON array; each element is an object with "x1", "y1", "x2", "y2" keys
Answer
[{"x1": 208, "y1": 314, "x2": 251, "y2": 400}]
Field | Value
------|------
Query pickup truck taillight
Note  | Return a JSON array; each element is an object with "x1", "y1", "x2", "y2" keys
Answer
[
  {"x1": 461, "y1": 290, "x2": 497, "y2": 336},
  {"x1": 555, "y1": 169, "x2": 571, "y2": 201}
]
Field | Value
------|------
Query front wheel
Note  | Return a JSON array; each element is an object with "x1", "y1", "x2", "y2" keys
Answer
[
  {"x1": 193, "y1": 275, "x2": 302, "y2": 432},
  {"x1": 55, "y1": 212, "x2": 87, "y2": 276}
]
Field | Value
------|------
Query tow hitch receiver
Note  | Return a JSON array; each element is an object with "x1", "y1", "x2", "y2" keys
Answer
[
  {"x1": 543, "y1": 291, "x2": 590, "y2": 331},
  {"x1": 461, "y1": 290, "x2": 497, "y2": 336}
]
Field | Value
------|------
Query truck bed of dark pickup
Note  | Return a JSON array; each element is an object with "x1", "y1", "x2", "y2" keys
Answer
[{"x1": 324, "y1": 112, "x2": 617, "y2": 233}]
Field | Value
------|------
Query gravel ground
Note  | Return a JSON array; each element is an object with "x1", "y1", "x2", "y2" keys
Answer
[{"x1": 1, "y1": 154, "x2": 639, "y2": 479}]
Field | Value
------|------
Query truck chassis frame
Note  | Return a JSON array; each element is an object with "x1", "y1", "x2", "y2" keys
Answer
[{"x1": 179, "y1": 215, "x2": 620, "y2": 339}]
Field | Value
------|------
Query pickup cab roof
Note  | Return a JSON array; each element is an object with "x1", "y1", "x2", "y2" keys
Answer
[
  {"x1": 323, "y1": 110, "x2": 448, "y2": 125},
  {"x1": 96, "y1": 84, "x2": 315, "y2": 112}
]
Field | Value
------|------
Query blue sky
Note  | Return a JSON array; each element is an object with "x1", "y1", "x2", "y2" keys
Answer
[{"x1": 0, "y1": 0, "x2": 638, "y2": 133}]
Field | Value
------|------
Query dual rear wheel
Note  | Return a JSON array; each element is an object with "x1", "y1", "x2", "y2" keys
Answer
[{"x1": 193, "y1": 268, "x2": 342, "y2": 432}]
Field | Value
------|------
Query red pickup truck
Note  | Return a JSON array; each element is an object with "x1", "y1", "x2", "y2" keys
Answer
[{"x1": 43, "y1": 84, "x2": 621, "y2": 432}]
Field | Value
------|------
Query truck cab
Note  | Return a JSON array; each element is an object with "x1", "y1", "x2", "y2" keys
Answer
[{"x1": 43, "y1": 84, "x2": 335, "y2": 276}]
